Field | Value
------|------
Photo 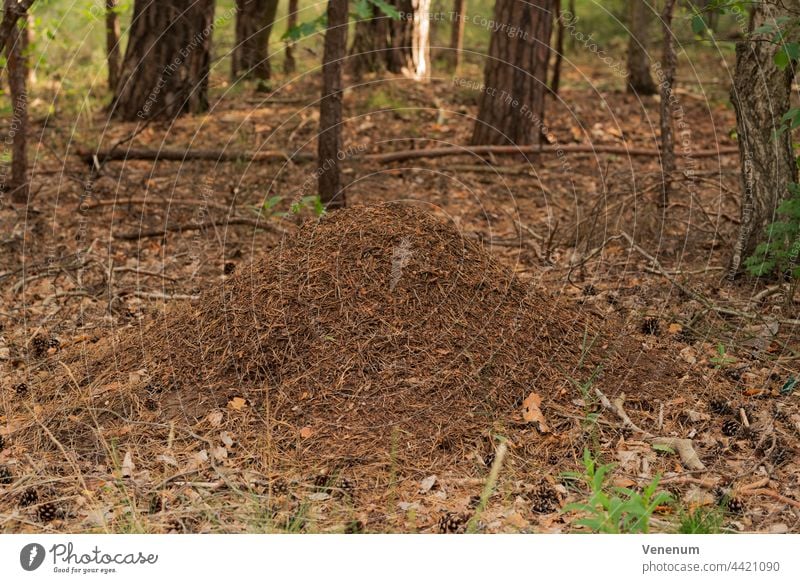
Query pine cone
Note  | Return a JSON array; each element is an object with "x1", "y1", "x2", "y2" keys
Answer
[
  {"x1": 19, "y1": 488, "x2": 38, "y2": 507},
  {"x1": 437, "y1": 512, "x2": 469, "y2": 533},
  {"x1": 36, "y1": 502, "x2": 59, "y2": 523},
  {"x1": 709, "y1": 400, "x2": 733, "y2": 416},
  {"x1": 721, "y1": 418, "x2": 740, "y2": 437}
]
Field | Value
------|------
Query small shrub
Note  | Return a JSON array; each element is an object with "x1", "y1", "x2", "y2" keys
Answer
[{"x1": 562, "y1": 449, "x2": 672, "y2": 534}]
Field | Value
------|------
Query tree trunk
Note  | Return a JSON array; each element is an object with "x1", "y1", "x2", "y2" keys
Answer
[
  {"x1": 447, "y1": 0, "x2": 465, "y2": 71},
  {"x1": 111, "y1": 0, "x2": 215, "y2": 121},
  {"x1": 350, "y1": 0, "x2": 430, "y2": 80},
  {"x1": 232, "y1": 0, "x2": 279, "y2": 81},
  {"x1": 318, "y1": 0, "x2": 348, "y2": 209},
  {"x1": 729, "y1": 0, "x2": 800, "y2": 274},
  {"x1": 106, "y1": 0, "x2": 121, "y2": 91},
  {"x1": 3, "y1": 0, "x2": 30, "y2": 204},
  {"x1": 658, "y1": 0, "x2": 677, "y2": 207},
  {"x1": 471, "y1": 0, "x2": 555, "y2": 146},
  {"x1": 283, "y1": 0, "x2": 298, "y2": 74},
  {"x1": 350, "y1": 4, "x2": 389, "y2": 78},
  {"x1": 626, "y1": 0, "x2": 656, "y2": 95},
  {"x1": 550, "y1": 0, "x2": 564, "y2": 94},
  {"x1": 0, "y1": 0, "x2": 32, "y2": 53}
]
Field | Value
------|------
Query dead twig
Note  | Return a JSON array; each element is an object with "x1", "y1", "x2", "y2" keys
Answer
[{"x1": 114, "y1": 217, "x2": 284, "y2": 240}]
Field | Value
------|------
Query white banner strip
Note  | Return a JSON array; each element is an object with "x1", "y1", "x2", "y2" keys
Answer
[{"x1": 1, "y1": 534, "x2": 798, "y2": 582}]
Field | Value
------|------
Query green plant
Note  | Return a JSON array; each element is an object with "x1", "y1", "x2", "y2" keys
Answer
[
  {"x1": 562, "y1": 449, "x2": 672, "y2": 533},
  {"x1": 709, "y1": 343, "x2": 737, "y2": 368},
  {"x1": 744, "y1": 183, "x2": 800, "y2": 280},
  {"x1": 676, "y1": 506, "x2": 724, "y2": 534}
]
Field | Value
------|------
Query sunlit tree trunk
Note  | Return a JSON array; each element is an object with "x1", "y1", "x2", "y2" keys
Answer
[{"x1": 350, "y1": 0, "x2": 430, "y2": 80}]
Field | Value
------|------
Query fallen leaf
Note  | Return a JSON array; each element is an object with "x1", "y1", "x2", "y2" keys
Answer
[
  {"x1": 668, "y1": 323, "x2": 683, "y2": 334},
  {"x1": 212, "y1": 446, "x2": 228, "y2": 461},
  {"x1": 227, "y1": 397, "x2": 248, "y2": 411},
  {"x1": 521, "y1": 391, "x2": 550, "y2": 432},
  {"x1": 419, "y1": 474, "x2": 437, "y2": 493},
  {"x1": 299, "y1": 426, "x2": 313, "y2": 439},
  {"x1": 206, "y1": 410, "x2": 224, "y2": 427},
  {"x1": 220, "y1": 431, "x2": 234, "y2": 447}
]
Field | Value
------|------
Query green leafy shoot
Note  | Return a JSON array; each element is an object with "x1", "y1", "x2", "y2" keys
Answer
[
  {"x1": 744, "y1": 183, "x2": 800, "y2": 279},
  {"x1": 562, "y1": 449, "x2": 672, "y2": 534}
]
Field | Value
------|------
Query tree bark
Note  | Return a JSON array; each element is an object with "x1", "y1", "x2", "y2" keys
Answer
[
  {"x1": 729, "y1": 0, "x2": 800, "y2": 274},
  {"x1": 0, "y1": 0, "x2": 32, "y2": 52},
  {"x1": 550, "y1": 0, "x2": 564, "y2": 94},
  {"x1": 626, "y1": 0, "x2": 656, "y2": 95},
  {"x1": 283, "y1": 0, "x2": 298, "y2": 74},
  {"x1": 106, "y1": 0, "x2": 121, "y2": 91},
  {"x1": 658, "y1": 0, "x2": 677, "y2": 207},
  {"x1": 447, "y1": 0, "x2": 465, "y2": 71},
  {"x1": 471, "y1": 0, "x2": 556, "y2": 146},
  {"x1": 111, "y1": 0, "x2": 215, "y2": 121},
  {"x1": 3, "y1": 0, "x2": 30, "y2": 204},
  {"x1": 350, "y1": 0, "x2": 430, "y2": 80},
  {"x1": 318, "y1": 0, "x2": 348, "y2": 209},
  {"x1": 232, "y1": 0, "x2": 279, "y2": 81}
]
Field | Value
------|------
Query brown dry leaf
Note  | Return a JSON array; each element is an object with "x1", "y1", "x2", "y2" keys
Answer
[
  {"x1": 668, "y1": 323, "x2": 683, "y2": 334},
  {"x1": 206, "y1": 410, "x2": 224, "y2": 427},
  {"x1": 227, "y1": 397, "x2": 248, "y2": 411},
  {"x1": 299, "y1": 426, "x2": 314, "y2": 439},
  {"x1": 521, "y1": 391, "x2": 550, "y2": 433}
]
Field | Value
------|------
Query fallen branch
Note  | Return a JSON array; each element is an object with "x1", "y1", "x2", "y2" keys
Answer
[
  {"x1": 114, "y1": 217, "x2": 283, "y2": 240},
  {"x1": 739, "y1": 488, "x2": 800, "y2": 510},
  {"x1": 84, "y1": 197, "x2": 232, "y2": 212},
  {"x1": 366, "y1": 144, "x2": 740, "y2": 164},
  {"x1": 77, "y1": 143, "x2": 741, "y2": 167},
  {"x1": 77, "y1": 147, "x2": 313, "y2": 166}
]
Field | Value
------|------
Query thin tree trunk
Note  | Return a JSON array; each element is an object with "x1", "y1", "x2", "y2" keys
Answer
[
  {"x1": 471, "y1": 0, "x2": 556, "y2": 146},
  {"x1": 447, "y1": 0, "x2": 465, "y2": 71},
  {"x1": 3, "y1": 0, "x2": 30, "y2": 204},
  {"x1": 658, "y1": 0, "x2": 677, "y2": 207},
  {"x1": 106, "y1": 0, "x2": 121, "y2": 91},
  {"x1": 729, "y1": 0, "x2": 800, "y2": 274},
  {"x1": 318, "y1": 0, "x2": 348, "y2": 209},
  {"x1": 283, "y1": 0, "x2": 298, "y2": 74},
  {"x1": 627, "y1": 0, "x2": 656, "y2": 95},
  {"x1": 112, "y1": 0, "x2": 215, "y2": 121},
  {"x1": 550, "y1": 0, "x2": 564, "y2": 94},
  {"x1": 0, "y1": 0, "x2": 32, "y2": 52},
  {"x1": 350, "y1": 0, "x2": 430, "y2": 80},
  {"x1": 350, "y1": 4, "x2": 388, "y2": 78},
  {"x1": 232, "y1": 0, "x2": 279, "y2": 81}
]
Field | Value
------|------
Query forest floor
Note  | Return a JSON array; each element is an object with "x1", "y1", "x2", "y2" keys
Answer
[{"x1": 1, "y1": 56, "x2": 799, "y2": 534}]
